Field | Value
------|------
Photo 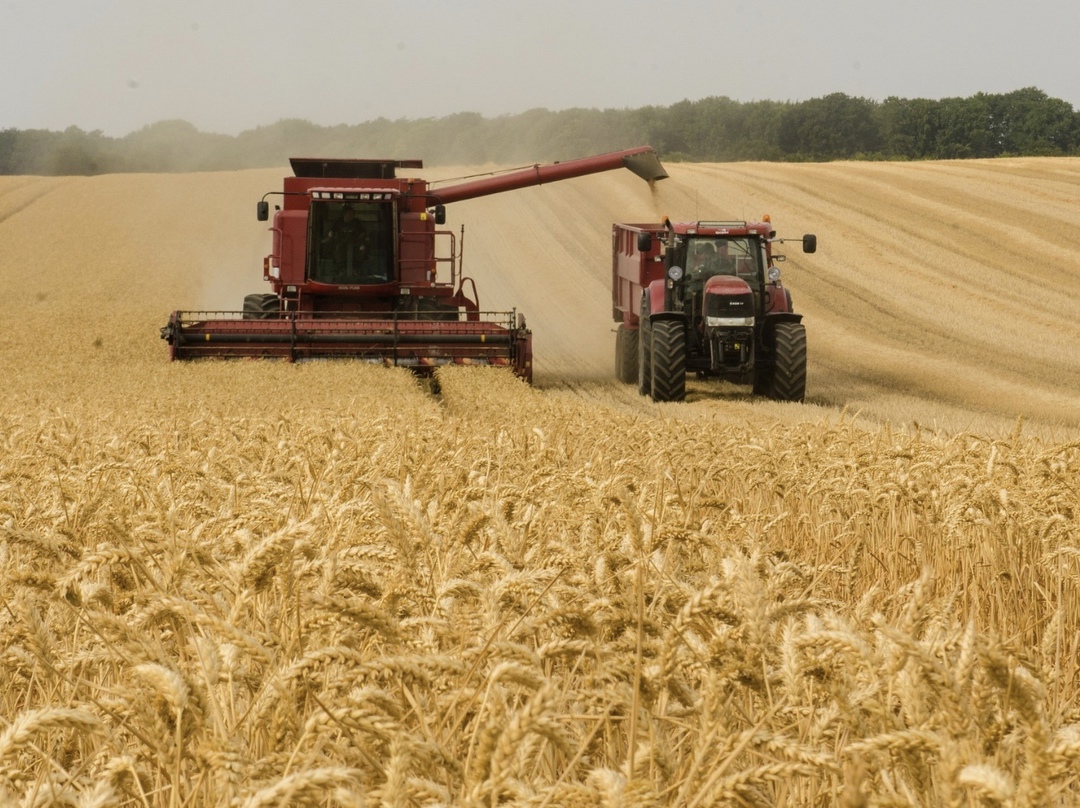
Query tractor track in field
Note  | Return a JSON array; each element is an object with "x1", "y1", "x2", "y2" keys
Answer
[{"x1": 0, "y1": 178, "x2": 76, "y2": 225}]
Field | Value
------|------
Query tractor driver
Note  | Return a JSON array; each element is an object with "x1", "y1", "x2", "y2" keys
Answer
[
  {"x1": 713, "y1": 241, "x2": 738, "y2": 273},
  {"x1": 325, "y1": 205, "x2": 374, "y2": 281},
  {"x1": 693, "y1": 240, "x2": 739, "y2": 279},
  {"x1": 688, "y1": 241, "x2": 717, "y2": 283}
]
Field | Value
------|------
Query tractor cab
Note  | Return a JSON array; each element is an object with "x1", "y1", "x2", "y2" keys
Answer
[{"x1": 670, "y1": 235, "x2": 764, "y2": 368}]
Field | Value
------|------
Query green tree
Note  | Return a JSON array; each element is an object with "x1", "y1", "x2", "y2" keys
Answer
[
  {"x1": 0, "y1": 128, "x2": 17, "y2": 173},
  {"x1": 986, "y1": 87, "x2": 1079, "y2": 155},
  {"x1": 935, "y1": 95, "x2": 997, "y2": 158},
  {"x1": 1, "y1": 88, "x2": 1076, "y2": 175},
  {"x1": 778, "y1": 93, "x2": 881, "y2": 160},
  {"x1": 878, "y1": 96, "x2": 940, "y2": 158}
]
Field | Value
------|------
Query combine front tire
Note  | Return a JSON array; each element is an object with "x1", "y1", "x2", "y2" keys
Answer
[
  {"x1": 413, "y1": 297, "x2": 460, "y2": 321},
  {"x1": 242, "y1": 293, "x2": 279, "y2": 320},
  {"x1": 768, "y1": 322, "x2": 807, "y2": 402},
  {"x1": 615, "y1": 324, "x2": 639, "y2": 384},
  {"x1": 650, "y1": 320, "x2": 686, "y2": 402}
]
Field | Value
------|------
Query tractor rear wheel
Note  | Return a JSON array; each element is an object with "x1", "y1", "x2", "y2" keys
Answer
[
  {"x1": 637, "y1": 317, "x2": 652, "y2": 396},
  {"x1": 242, "y1": 293, "x2": 279, "y2": 320},
  {"x1": 615, "y1": 324, "x2": 638, "y2": 384},
  {"x1": 650, "y1": 320, "x2": 686, "y2": 402},
  {"x1": 768, "y1": 321, "x2": 807, "y2": 402}
]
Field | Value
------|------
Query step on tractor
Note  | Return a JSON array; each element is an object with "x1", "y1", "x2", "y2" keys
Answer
[
  {"x1": 612, "y1": 217, "x2": 817, "y2": 402},
  {"x1": 161, "y1": 148, "x2": 668, "y2": 379}
]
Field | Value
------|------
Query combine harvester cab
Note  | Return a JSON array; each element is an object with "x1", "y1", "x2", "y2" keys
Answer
[
  {"x1": 612, "y1": 216, "x2": 817, "y2": 402},
  {"x1": 161, "y1": 148, "x2": 667, "y2": 381}
]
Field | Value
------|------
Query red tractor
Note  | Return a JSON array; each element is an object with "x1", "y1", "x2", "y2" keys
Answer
[
  {"x1": 612, "y1": 217, "x2": 816, "y2": 401},
  {"x1": 161, "y1": 148, "x2": 667, "y2": 379}
]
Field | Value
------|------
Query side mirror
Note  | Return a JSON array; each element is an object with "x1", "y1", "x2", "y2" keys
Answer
[
  {"x1": 434, "y1": 205, "x2": 446, "y2": 225},
  {"x1": 802, "y1": 234, "x2": 817, "y2": 254},
  {"x1": 257, "y1": 200, "x2": 269, "y2": 222},
  {"x1": 637, "y1": 232, "x2": 652, "y2": 252}
]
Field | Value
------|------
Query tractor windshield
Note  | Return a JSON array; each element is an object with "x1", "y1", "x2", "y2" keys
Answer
[
  {"x1": 681, "y1": 236, "x2": 763, "y2": 329},
  {"x1": 309, "y1": 200, "x2": 394, "y2": 284},
  {"x1": 685, "y1": 237, "x2": 760, "y2": 289}
]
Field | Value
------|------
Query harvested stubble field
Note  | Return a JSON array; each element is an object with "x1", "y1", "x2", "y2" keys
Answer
[{"x1": 1, "y1": 159, "x2": 1079, "y2": 806}]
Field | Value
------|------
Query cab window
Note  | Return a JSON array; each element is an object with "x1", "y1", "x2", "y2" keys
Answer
[{"x1": 309, "y1": 201, "x2": 394, "y2": 284}]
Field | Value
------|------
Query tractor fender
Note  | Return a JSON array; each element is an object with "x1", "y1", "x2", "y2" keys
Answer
[
  {"x1": 643, "y1": 279, "x2": 684, "y2": 322},
  {"x1": 764, "y1": 284, "x2": 794, "y2": 314},
  {"x1": 645, "y1": 279, "x2": 667, "y2": 315},
  {"x1": 760, "y1": 311, "x2": 803, "y2": 339}
]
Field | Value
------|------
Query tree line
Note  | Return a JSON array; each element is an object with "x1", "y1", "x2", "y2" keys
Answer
[{"x1": 2, "y1": 87, "x2": 1077, "y2": 175}]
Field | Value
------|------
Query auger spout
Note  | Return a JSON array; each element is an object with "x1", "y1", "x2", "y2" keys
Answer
[{"x1": 430, "y1": 146, "x2": 667, "y2": 206}]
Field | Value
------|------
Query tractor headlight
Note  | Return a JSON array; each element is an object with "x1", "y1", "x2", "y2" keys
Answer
[
  {"x1": 667, "y1": 265, "x2": 684, "y2": 282},
  {"x1": 768, "y1": 265, "x2": 782, "y2": 282}
]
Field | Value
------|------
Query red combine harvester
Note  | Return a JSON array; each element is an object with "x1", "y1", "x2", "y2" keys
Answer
[
  {"x1": 161, "y1": 148, "x2": 667, "y2": 380},
  {"x1": 612, "y1": 217, "x2": 816, "y2": 402}
]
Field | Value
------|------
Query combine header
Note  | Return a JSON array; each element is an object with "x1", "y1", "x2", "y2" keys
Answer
[{"x1": 161, "y1": 148, "x2": 667, "y2": 380}]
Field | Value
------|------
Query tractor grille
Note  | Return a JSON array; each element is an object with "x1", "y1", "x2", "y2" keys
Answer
[{"x1": 704, "y1": 290, "x2": 755, "y2": 327}]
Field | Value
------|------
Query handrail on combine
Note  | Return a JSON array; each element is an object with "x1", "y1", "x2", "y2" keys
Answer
[{"x1": 397, "y1": 229, "x2": 458, "y2": 288}]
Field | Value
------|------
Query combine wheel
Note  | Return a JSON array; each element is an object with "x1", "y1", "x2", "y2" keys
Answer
[
  {"x1": 637, "y1": 316, "x2": 652, "y2": 396},
  {"x1": 649, "y1": 320, "x2": 686, "y2": 402},
  {"x1": 768, "y1": 321, "x2": 807, "y2": 402},
  {"x1": 242, "y1": 293, "x2": 279, "y2": 320},
  {"x1": 414, "y1": 297, "x2": 460, "y2": 321},
  {"x1": 615, "y1": 324, "x2": 638, "y2": 384}
]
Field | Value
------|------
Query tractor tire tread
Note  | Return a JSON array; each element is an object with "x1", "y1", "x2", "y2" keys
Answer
[
  {"x1": 769, "y1": 321, "x2": 807, "y2": 402},
  {"x1": 650, "y1": 320, "x2": 686, "y2": 402}
]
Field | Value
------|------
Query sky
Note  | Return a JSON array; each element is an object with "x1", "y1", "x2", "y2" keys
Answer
[{"x1": 3, "y1": 0, "x2": 1079, "y2": 137}]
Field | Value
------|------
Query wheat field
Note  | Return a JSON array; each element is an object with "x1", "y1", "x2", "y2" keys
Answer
[{"x1": 1, "y1": 160, "x2": 1079, "y2": 805}]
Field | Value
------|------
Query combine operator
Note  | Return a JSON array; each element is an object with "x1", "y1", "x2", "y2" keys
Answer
[{"x1": 321, "y1": 204, "x2": 383, "y2": 283}]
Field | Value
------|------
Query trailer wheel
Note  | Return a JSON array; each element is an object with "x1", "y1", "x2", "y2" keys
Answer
[
  {"x1": 615, "y1": 324, "x2": 638, "y2": 384},
  {"x1": 242, "y1": 293, "x2": 279, "y2": 320},
  {"x1": 650, "y1": 319, "x2": 686, "y2": 402},
  {"x1": 768, "y1": 322, "x2": 807, "y2": 402},
  {"x1": 637, "y1": 316, "x2": 652, "y2": 396}
]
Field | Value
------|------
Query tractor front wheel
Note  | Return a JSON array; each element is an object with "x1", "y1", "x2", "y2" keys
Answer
[
  {"x1": 650, "y1": 320, "x2": 686, "y2": 402},
  {"x1": 768, "y1": 321, "x2": 807, "y2": 402}
]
